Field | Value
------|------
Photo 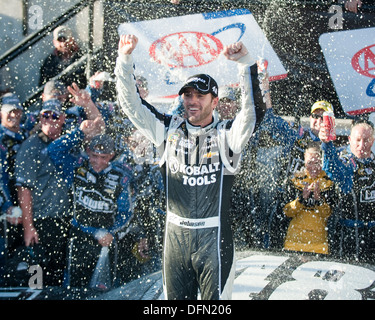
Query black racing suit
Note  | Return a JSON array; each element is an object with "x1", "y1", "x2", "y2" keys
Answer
[{"x1": 115, "y1": 52, "x2": 258, "y2": 299}]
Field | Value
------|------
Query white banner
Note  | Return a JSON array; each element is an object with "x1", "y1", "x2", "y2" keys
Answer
[
  {"x1": 118, "y1": 9, "x2": 287, "y2": 100},
  {"x1": 319, "y1": 27, "x2": 375, "y2": 116}
]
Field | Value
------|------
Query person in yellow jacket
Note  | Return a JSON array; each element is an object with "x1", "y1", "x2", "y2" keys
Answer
[{"x1": 282, "y1": 142, "x2": 337, "y2": 254}]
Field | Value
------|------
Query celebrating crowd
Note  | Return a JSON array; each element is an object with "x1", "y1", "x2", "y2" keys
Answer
[{"x1": 0, "y1": 22, "x2": 374, "y2": 300}]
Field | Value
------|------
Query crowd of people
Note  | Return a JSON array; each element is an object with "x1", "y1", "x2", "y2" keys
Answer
[
  {"x1": 0, "y1": 74, "x2": 166, "y2": 290},
  {"x1": 0, "y1": 25, "x2": 167, "y2": 290},
  {"x1": 0, "y1": 16, "x2": 374, "y2": 298}
]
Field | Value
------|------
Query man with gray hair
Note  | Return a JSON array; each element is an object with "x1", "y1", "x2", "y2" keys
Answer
[{"x1": 320, "y1": 118, "x2": 375, "y2": 262}]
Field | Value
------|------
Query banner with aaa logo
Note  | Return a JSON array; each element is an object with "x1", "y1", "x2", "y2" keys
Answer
[
  {"x1": 118, "y1": 9, "x2": 287, "y2": 101},
  {"x1": 319, "y1": 27, "x2": 375, "y2": 116}
]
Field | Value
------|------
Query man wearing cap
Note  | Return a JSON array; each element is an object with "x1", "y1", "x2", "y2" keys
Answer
[
  {"x1": 115, "y1": 34, "x2": 261, "y2": 299},
  {"x1": 288, "y1": 100, "x2": 334, "y2": 175},
  {"x1": 47, "y1": 127, "x2": 135, "y2": 289},
  {"x1": 0, "y1": 93, "x2": 29, "y2": 255},
  {"x1": 15, "y1": 99, "x2": 70, "y2": 286},
  {"x1": 260, "y1": 100, "x2": 333, "y2": 176},
  {"x1": 39, "y1": 25, "x2": 86, "y2": 88},
  {"x1": 0, "y1": 93, "x2": 29, "y2": 202},
  {"x1": 15, "y1": 92, "x2": 105, "y2": 285},
  {"x1": 42, "y1": 79, "x2": 69, "y2": 103}
]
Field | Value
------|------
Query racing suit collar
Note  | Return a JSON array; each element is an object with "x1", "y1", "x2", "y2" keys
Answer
[
  {"x1": 88, "y1": 161, "x2": 113, "y2": 175},
  {"x1": 186, "y1": 112, "x2": 220, "y2": 136}
]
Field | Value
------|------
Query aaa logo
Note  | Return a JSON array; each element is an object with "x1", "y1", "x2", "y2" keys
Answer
[
  {"x1": 149, "y1": 31, "x2": 223, "y2": 69},
  {"x1": 351, "y1": 44, "x2": 375, "y2": 78}
]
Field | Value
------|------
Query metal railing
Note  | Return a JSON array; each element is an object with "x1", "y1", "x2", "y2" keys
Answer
[
  {"x1": 0, "y1": 0, "x2": 94, "y2": 69},
  {"x1": 0, "y1": 0, "x2": 96, "y2": 107}
]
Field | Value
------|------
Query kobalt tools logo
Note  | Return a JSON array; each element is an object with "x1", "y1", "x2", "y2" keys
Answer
[{"x1": 169, "y1": 157, "x2": 220, "y2": 186}]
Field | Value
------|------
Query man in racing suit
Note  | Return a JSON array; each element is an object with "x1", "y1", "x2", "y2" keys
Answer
[
  {"x1": 48, "y1": 129, "x2": 134, "y2": 289},
  {"x1": 115, "y1": 35, "x2": 259, "y2": 300}
]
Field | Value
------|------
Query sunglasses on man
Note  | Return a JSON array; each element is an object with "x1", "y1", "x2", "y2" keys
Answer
[
  {"x1": 311, "y1": 113, "x2": 323, "y2": 120},
  {"x1": 57, "y1": 36, "x2": 67, "y2": 42},
  {"x1": 41, "y1": 111, "x2": 60, "y2": 120}
]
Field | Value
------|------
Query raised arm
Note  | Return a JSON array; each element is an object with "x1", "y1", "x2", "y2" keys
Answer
[
  {"x1": 319, "y1": 125, "x2": 353, "y2": 194},
  {"x1": 115, "y1": 34, "x2": 168, "y2": 147},
  {"x1": 68, "y1": 82, "x2": 103, "y2": 122},
  {"x1": 222, "y1": 42, "x2": 257, "y2": 153}
]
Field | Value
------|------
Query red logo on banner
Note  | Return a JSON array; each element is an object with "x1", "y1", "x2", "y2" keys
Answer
[
  {"x1": 149, "y1": 31, "x2": 223, "y2": 69},
  {"x1": 351, "y1": 44, "x2": 375, "y2": 78}
]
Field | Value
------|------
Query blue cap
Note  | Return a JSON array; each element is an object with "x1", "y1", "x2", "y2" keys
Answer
[
  {"x1": 41, "y1": 99, "x2": 63, "y2": 115},
  {"x1": 1, "y1": 93, "x2": 23, "y2": 113}
]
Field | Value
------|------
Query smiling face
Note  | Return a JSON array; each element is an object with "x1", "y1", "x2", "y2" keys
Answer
[
  {"x1": 1, "y1": 109, "x2": 23, "y2": 132},
  {"x1": 349, "y1": 123, "x2": 375, "y2": 159},
  {"x1": 182, "y1": 87, "x2": 218, "y2": 127}
]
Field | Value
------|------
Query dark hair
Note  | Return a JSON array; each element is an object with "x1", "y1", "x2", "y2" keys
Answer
[{"x1": 305, "y1": 141, "x2": 321, "y2": 155}]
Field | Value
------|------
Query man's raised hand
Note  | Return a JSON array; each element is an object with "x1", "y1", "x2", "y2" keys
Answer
[
  {"x1": 68, "y1": 82, "x2": 92, "y2": 107},
  {"x1": 222, "y1": 42, "x2": 249, "y2": 62},
  {"x1": 118, "y1": 34, "x2": 138, "y2": 55},
  {"x1": 80, "y1": 116, "x2": 105, "y2": 141}
]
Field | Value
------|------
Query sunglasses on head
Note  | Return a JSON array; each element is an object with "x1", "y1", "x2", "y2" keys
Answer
[{"x1": 42, "y1": 112, "x2": 60, "y2": 120}]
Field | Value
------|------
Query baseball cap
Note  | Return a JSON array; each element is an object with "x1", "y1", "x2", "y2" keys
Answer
[
  {"x1": 178, "y1": 74, "x2": 218, "y2": 97},
  {"x1": 311, "y1": 100, "x2": 334, "y2": 114},
  {"x1": 1, "y1": 92, "x2": 23, "y2": 113},
  {"x1": 43, "y1": 80, "x2": 67, "y2": 97},
  {"x1": 41, "y1": 99, "x2": 63, "y2": 115},
  {"x1": 53, "y1": 26, "x2": 73, "y2": 41},
  {"x1": 89, "y1": 134, "x2": 115, "y2": 154}
]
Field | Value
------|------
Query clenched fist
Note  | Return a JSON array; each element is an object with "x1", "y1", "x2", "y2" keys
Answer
[
  {"x1": 118, "y1": 34, "x2": 139, "y2": 55},
  {"x1": 222, "y1": 41, "x2": 249, "y2": 62}
]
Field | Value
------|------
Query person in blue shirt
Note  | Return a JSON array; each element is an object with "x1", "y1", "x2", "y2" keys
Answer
[
  {"x1": 0, "y1": 146, "x2": 18, "y2": 285},
  {"x1": 0, "y1": 92, "x2": 29, "y2": 256},
  {"x1": 257, "y1": 100, "x2": 334, "y2": 176},
  {"x1": 48, "y1": 125, "x2": 137, "y2": 289},
  {"x1": 0, "y1": 93, "x2": 29, "y2": 203},
  {"x1": 320, "y1": 118, "x2": 375, "y2": 262}
]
